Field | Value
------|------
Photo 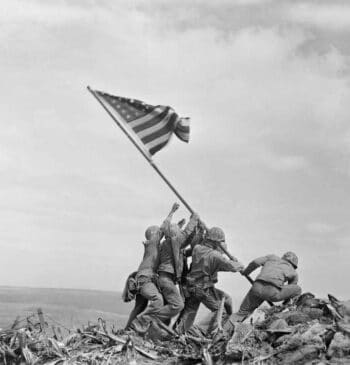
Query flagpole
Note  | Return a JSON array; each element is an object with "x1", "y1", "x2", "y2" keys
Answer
[
  {"x1": 87, "y1": 86, "x2": 194, "y2": 214},
  {"x1": 87, "y1": 87, "x2": 264, "y2": 293}
]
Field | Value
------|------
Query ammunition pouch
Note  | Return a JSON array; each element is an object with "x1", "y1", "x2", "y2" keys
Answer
[
  {"x1": 187, "y1": 275, "x2": 215, "y2": 290},
  {"x1": 136, "y1": 274, "x2": 159, "y2": 292},
  {"x1": 122, "y1": 274, "x2": 138, "y2": 302}
]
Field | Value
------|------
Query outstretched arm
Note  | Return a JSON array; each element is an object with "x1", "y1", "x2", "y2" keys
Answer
[
  {"x1": 161, "y1": 202, "x2": 180, "y2": 236},
  {"x1": 242, "y1": 256, "x2": 269, "y2": 276},
  {"x1": 212, "y1": 252, "x2": 245, "y2": 273}
]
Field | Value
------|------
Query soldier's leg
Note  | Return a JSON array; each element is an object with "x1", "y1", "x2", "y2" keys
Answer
[
  {"x1": 139, "y1": 281, "x2": 164, "y2": 316},
  {"x1": 130, "y1": 281, "x2": 164, "y2": 334},
  {"x1": 174, "y1": 295, "x2": 201, "y2": 334},
  {"x1": 124, "y1": 294, "x2": 148, "y2": 329},
  {"x1": 215, "y1": 288, "x2": 233, "y2": 315},
  {"x1": 157, "y1": 274, "x2": 184, "y2": 322},
  {"x1": 235, "y1": 283, "x2": 265, "y2": 318},
  {"x1": 201, "y1": 288, "x2": 231, "y2": 334}
]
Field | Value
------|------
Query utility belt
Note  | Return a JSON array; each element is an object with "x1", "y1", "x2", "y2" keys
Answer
[
  {"x1": 136, "y1": 273, "x2": 159, "y2": 291},
  {"x1": 158, "y1": 271, "x2": 177, "y2": 283},
  {"x1": 255, "y1": 279, "x2": 282, "y2": 290},
  {"x1": 187, "y1": 275, "x2": 215, "y2": 289}
]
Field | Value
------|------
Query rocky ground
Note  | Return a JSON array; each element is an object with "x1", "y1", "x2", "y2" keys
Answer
[{"x1": 0, "y1": 293, "x2": 349, "y2": 364}]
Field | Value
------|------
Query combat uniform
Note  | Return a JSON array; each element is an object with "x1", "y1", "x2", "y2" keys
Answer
[
  {"x1": 127, "y1": 231, "x2": 164, "y2": 331},
  {"x1": 156, "y1": 214, "x2": 199, "y2": 322},
  {"x1": 236, "y1": 254, "x2": 301, "y2": 318},
  {"x1": 175, "y1": 242, "x2": 244, "y2": 334}
]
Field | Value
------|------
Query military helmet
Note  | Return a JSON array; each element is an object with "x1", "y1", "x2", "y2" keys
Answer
[
  {"x1": 145, "y1": 225, "x2": 160, "y2": 240},
  {"x1": 206, "y1": 227, "x2": 225, "y2": 243},
  {"x1": 282, "y1": 251, "x2": 298, "y2": 268}
]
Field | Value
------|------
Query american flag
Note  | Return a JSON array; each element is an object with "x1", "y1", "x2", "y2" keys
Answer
[{"x1": 95, "y1": 90, "x2": 190, "y2": 156}]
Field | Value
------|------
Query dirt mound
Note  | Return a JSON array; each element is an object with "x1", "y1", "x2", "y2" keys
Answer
[{"x1": 1, "y1": 293, "x2": 350, "y2": 364}]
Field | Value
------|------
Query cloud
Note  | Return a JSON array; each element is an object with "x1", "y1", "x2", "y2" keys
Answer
[
  {"x1": 260, "y1": 153, "x2": 309, "y2": 172},
  {"x1": 0, "y1": 0, "x2": 92, "y2": 26},
  {"x1": 306, "y1": 222, "x2": 338, "y2": 235},
  {"x1": 288, "y1": 3, "x2": 350, "y2": 31},
  {"x1": 0, "y1": 0, "x2": 350, "y2": 295}
]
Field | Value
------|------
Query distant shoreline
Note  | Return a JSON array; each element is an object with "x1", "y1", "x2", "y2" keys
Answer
[{"x1": 0, "y1": 285, "x2": 120, "y2": 295}]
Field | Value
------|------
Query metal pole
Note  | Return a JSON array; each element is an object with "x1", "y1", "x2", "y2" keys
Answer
[
  {"x1": 87, "y1": 86, "x2": 194, "y2": 214},
  {"x1": 88, "y1": 86, "x2": 272, "y2": 305},
  {"x1": 88, "y1": 87, "x2": 267, "y2": 298}
]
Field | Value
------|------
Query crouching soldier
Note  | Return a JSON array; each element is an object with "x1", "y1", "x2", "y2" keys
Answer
[
  {"x1": 175, "y1": 227, "x2": 245, "y2": 334},
  {"x1": 234, "y1": 252, "x2": 301, "y2": 321}
]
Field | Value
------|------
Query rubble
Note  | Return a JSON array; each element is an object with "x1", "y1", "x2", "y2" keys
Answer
[{"x1": 1, "y1": 293, "x2": 350, "y2": 364}]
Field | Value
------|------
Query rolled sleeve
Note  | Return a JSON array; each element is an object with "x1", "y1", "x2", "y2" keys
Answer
[
  {"x1": 161, "y1": 218, "x2": 172, "y2": 237},
  {"x1": 182, "y1": 215, "x2": 199, "y2": 238},
  {"x1": 212, "y1": 252, "x2": 244, "y2": 273},
  {"x1": 288, "y1": 272, "x2": 299, "y2": 285}
]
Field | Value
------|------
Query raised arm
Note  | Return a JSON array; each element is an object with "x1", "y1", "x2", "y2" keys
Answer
[
  {"x1": 160, "y1": 202, "x2": 180, "y2": 236},
  {"x1": 180, "y1": 212, "x2": 200, "y2": 247},
  {"x1": 242, "y1": 255, "x2": 270, "y2": 276}
]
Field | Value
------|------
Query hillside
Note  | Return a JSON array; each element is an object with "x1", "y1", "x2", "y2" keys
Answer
[
  {"x1": 0, "y1": 286, "x2": 131, "y2": 329},
  {"x1": 0, "y1": 291, "x2": 349, "y2": 364}
]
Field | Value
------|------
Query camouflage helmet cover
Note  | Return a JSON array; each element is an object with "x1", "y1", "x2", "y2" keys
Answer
[
  {"x1": 145, "y1": 225, "x2": 161, "y2": 240},
  {"x1": 282, "y1": 251, "x2": 298, "y2": 268},
  {"x1": 206, "y1": 227, "x2": 225, "y2": 243}
]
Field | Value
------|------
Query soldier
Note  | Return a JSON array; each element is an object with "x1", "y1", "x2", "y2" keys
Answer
[
  {"x1": 234, "y1": 252, "x2": 301, "y2": 321},
  {"x1": 156, "y1": 203, "x2": 200, "y2": 324},
  {"x1": 126, "y1": 225, "x2": 163, "y2": 333},
  {"x1": 175, "y1": 227, "x2": 245, "y2": 334},
  {"x1": 126, "y1": 204, "x2": 195, "y2": 333}
]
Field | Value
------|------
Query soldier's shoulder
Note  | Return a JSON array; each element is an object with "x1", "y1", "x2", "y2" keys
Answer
[
  {"x1": 265, "y1": 254, "x2": 280, "y2": 261},
  {"x1": 193, "y1": 244, "x2": 204, "y2": 253},
  {"x1": 210, "y1": 249, "x2": 225, "y2": 260}
]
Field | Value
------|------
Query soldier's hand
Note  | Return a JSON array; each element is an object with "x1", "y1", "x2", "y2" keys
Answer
[
  {"x1": 171, "y1": 202, "x2": 180, "y2": 212},
  {"x1": 191, "y1": 212, "x2": 200, "y2": 220},
  {"x1": 198, "y1": 219, "x2": 207, "y2": 231},
  {"x1": 238, "y1": 266, "x2": 246, "y2": 274}
]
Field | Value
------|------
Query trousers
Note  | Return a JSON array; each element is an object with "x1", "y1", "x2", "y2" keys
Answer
[
  {"x1": 237, "y1": 280, "x2": 302, "y2": 317},
  {"x1": 129, "y1": 276, "x2": 164, "y2": 332},
  {"x1": 125, "y1": 294, "x2": 148, "y2": 329},
  {"x1": 156, "y1": 272, "x2": 184, "y2": 322},
  {"x1": 175, "y1": 285, "x2": 231, "y2": 334}
]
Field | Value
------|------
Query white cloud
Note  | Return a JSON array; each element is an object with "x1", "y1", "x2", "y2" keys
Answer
[
  {"x1": 0, "y1": 0, "x2": 91, "y2": 25},
  {"x1": 288, "y1": 3, "x2": 350, "y2": 31},
  {"x1": 0, "y1": 0, "x2": 350, "y2": 296},
  {"x1": 306, "y1": 222, "x2": 338, "y2": 235},
  {"x1": 260, "y1": 153, "x2": 309, "y2": 172}
]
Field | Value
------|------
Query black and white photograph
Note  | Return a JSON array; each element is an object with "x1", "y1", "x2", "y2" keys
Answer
[{"x1": 1, "y1": 0, "x2": 350, "y2": 363}]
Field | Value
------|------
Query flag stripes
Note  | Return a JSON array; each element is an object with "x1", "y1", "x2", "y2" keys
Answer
[{"x1": 95, "y1": 90, "x2": 190, "y2": 156}]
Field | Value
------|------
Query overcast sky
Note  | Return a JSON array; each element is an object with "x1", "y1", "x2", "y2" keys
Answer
[{"x1": 1, "y1": 0, "x2": 349, "y2": 301}]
